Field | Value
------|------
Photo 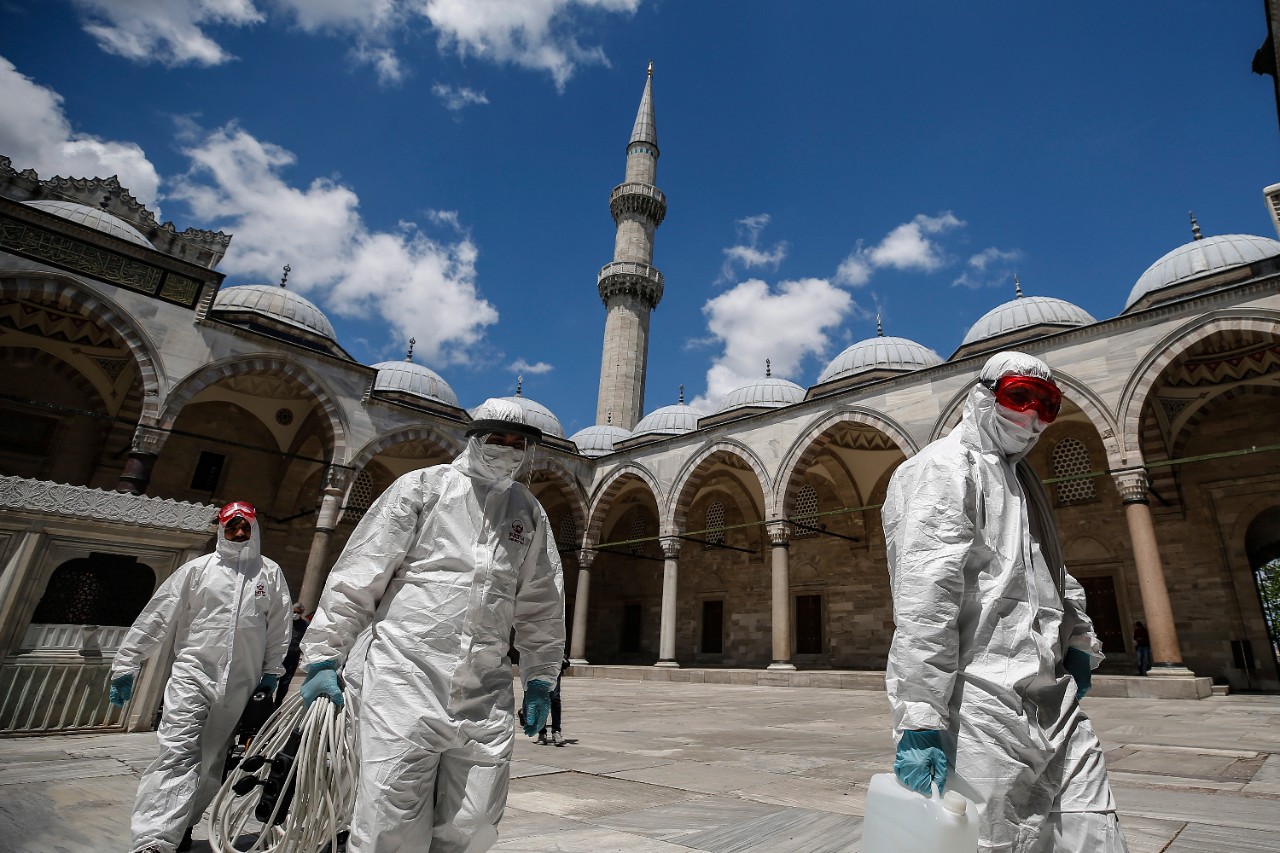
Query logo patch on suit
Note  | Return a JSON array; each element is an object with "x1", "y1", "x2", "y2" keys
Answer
[
  {"x1": 255, "y1": 582, "x2": 267, "y2": 598},
  {"x1": 508, "y1": 520, "x2": 527, "y2": 545}
]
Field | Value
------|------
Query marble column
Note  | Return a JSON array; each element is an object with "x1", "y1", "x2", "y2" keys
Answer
[
  {"x1": 116, "y1": 425, "x2": 164, "y2": 494},
  {"x1": 297, "y1": 465, "x2": 353, "y2": 614},
  {"x1": 569, "y1": 549, "x2": 595, "y2": 664},
  {"x1": 1114, "y1": 469, "x2": 1195, "y2": 677},
  {"x1": 656, "y1": 536, "x2": 681, "y2": 667},
  {"x1": 0, "y1": 530, "x2": 48, "y2": 656},
  {"x1": 767, "y1": 522, "x2": 795, "y2": 671}
]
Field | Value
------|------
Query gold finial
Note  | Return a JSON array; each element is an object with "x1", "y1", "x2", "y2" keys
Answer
[
  {"x1": 647, "y1": 60, "x2": 653, "y2": 77},
  {"x1": 516, "y1": 375, "x2": 523, "y2": 396},
  {"x1": 678, "y1": 384, "x2": 685, "y2": 404},
  {"x1": 1190, "y1": 211, "x2": 1203, "y2": 240},
  {"x1": 1014, "y1": 274, "x2": 1023, "y2": 298},
  {"x1": 280, "y1": 264, "x2": 291, "y2": 288},
  {"x1": 406, "y1": 337, "x2": 415, "y2": 362},
  {"x1": 765, "y1": 358, "x2": 772, "y2": 378},
  {"x1": 876, "y1": 314, "x2": 883, "y2": 337}
]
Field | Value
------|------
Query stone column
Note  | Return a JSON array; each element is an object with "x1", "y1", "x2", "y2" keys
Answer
[
  {"x1": 569, "y1": 549, "x2": 595, "y2": 664},
  {"x1": 0, "y1": 530, "x2": 48, "y2": 656},
  {"x1": 1114, "y1": 470, "x2": 1195, "y2": 677},
  {"x1": 116, "y1": 425, "x2": 164, "y2": 494},
  {"x1": 297, "y1": 465, "x2": 353, "y2": 614},
  {"x1": 767, "y1": 522, "x2": 795, "y2": 671},
  {"x1": 656, "y1": 536, "x2": 681, "y2": 667}
]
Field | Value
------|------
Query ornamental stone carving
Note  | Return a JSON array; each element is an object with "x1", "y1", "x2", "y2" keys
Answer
[
  {"x1": 597, "y1": 260, "x2": 664, "y2": 308},
  {"x1": 0, "y1": 475, "x2": 217, "y2": 532},
  {"x1": 766, "y1": 521, "x2": 792, "y2": 546},
  {"x1": 1112, "y1": 469, "x2": 1150, "y2": 504}
]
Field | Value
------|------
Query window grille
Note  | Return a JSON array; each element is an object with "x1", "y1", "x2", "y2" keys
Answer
[
  {"x1": 1052, "y1": 438, "x2": 1096, "y2": 504},
  {"x1": 629, "y1": 513, "x2": 647, "y2": 555},
  {"x1": 793, "y1": 484, "x2": 819, "y2": 537},
  {"x1": 345, "y1": 470, "x2": 375, "y2": 520},
  {"x1": 559, "y1": 515, "x2": 578, "y2": 549},
  {"x1": 704, "y1": 501, "x2": 725, "y2": 547}
]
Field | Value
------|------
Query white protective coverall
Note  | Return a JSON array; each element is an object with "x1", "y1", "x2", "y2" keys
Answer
[
  {"x1": 883, "y1": 352, "x2": 1128, "y2": 853},
  {"x1": 301, "y1": 413, "x2": 566, "y2": 853},
  {"x1": 113, "y1": 513, "x2": 291, "y2": 853}
]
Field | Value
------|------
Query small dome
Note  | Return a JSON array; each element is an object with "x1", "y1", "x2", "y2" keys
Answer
[
  {"x1": 1125, "y1": 234, "x2": 1280, "y2": 311},
  {"x1": 718, "y1": 376, "x2": 805, "y2": 412},
  {"x1": 476, "y1": 395, "x2": 565, "y2": 439},
  {"x1": 25, "y1": 199, "x2": 153, "y2": 247},
  {"x1": 961, "y1": 296, "x2": 1096, "y2": 347},
  {"x1": 212, "y1": 284, "x2": 337, "y2": 342},
  {"x1": 818, "y1": 336, "x2": 942, "y2": 384},
  {"x1": 570, "y1": 424, "x2": 632, "y2": 457},
  {"x1": 632, "y1": 403, "x2": 700, "y2": 436},
  {"x1": 370, "y1": 360, "x2": 458, "y2": 407}
]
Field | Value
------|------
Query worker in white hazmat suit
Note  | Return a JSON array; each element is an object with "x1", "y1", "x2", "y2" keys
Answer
[
  {"x1": 882, "y1": 351, "x2": 1129, "y2": 853},
  {"x1": 300, "y1": 398, "x2": 566, "y2": 853},
  {"x1": 109, "y1": 501, "x2": 292, "y2": 853}
]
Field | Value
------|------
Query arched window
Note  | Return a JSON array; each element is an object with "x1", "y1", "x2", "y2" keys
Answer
[
  {"x1": 629, "y1": 512, "x2": 648, "y2": 555},
  {"x1": 559, "y1": 515, "x2": 578, "y2": 549},
  {"x1": 793, "y1": 484, "x2": 819, "y2": 537},
  {"x1": 704, "y1": 501, "x2": 726, "y2": 547},
  {"x1": 344, "y1": 469, "x2": 376, "y2": 520},
  {"x1": 31, "y1": 554, "x2": 155, "y2": 627},
  {"x1": 1052, "y1": 437, "x2": 1096, "y2": 505}
]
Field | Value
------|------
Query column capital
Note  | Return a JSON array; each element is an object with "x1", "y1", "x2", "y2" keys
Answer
[
  {"x1": 578, "y1": 548, "x2": 597, "y2": 569},
  {"x1": 660, "y1": 536, "x2": 682, "y2": 559},
  {"x1": 130, "y1": 424, "x2": 166, "y2": 455},
  {"x1": 325, "y1": 464, "x2": 355, "y2": 493},
  {"x1": 766, "y1": 521, "x2": 791, "y2": 546},
  {"x1": 1112, "y1": 469, "x2": 1150, "y2": 504}
]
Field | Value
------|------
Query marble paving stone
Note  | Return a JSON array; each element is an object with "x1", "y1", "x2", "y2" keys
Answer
[
  {"x1": 0, "y1": 758, "x2": 131, "y2": 785},
  {"x1": 593, "y1": 795, "x2": 783, "y2": 842},
  {"x1": 735, "y1": 773, "x2": 866, "y2": 816},
  {"x1": 509, "y1": 760, "x2": 569, "y2": 779},
  {"x1": 504, "y1": 771, "x2": 692, "y2": 820},
  {"x1": 675, "y1": 806, "x2": 863, "y2": 853},
  {"x1": 517, "y1": 746, "x2": 675, "y2": 776},
  {"x1": 1163, "y1": 822, "x2": 1279, "y2": 852},
  {"x1": 700, "y1": 750, "x2": 837, "y2": 776},
  {"x1": 0, "y1": 777, "x2": 132, "y2": 853},
  {"x1": 492, "y1": 827, "x2": 700, "y2": 851},
  {"x1": 1107, "y1": 770, "x2": 1244, "y2": 792},
  {"x1": 1242, "y1": 753, "x2": 1280, "y2": 794},
  {"x1": 608, "y1": 760, "x2": 785, "y2": 795},
  {"x1": 1108, "y1": 750, "x2": 1239, "y2": 777},
  {"x1": 497, "y1": 805, "x2": 594, "y2": 839},
  {"x1": 1116, "y1": 815, "x2": 1186, "y2": 853},
  {"x1": 1113, "y1": 785, "x2": 1280, "y2": 831}
]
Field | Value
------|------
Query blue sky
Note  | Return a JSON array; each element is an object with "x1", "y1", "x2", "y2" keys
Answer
[{"x1": 1, "y1": 2, "x2": 1275, "y2": 437}]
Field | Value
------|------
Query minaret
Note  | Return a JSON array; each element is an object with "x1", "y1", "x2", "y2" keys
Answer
[{"x1": 595, "y1": 62, "x2": 666, "y2": 428}]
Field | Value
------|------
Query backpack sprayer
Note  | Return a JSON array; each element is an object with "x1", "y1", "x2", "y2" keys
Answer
[{"x1": 208, "y1": 692, "x2": 355, "y2": 853}]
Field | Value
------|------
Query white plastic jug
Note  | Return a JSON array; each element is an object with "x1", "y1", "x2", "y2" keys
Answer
[{"x1": 861, "y1": 773, "x2": 979, "y2": 853}]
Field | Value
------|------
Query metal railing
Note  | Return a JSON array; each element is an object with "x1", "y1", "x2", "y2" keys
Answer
[{"x1": 0, "y1": 656, "x2": 126, "y2": 735}]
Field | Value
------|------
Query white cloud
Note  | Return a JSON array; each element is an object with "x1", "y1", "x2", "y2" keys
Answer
[
  {"x1": 834, "y1": 211, "x2": 963, "y2": 286},
  {"x1": 510, "y1": 358, "x2": 553, "y2": 374},
  {"x1": 72, "y1": 0, "x2": 262, "y2": 66},
  {"x1": 0, "y1": 57, "x2": 162, "y2": 208},
  {"x1": 953, "y1": 246, "x2": 1023, "y2": 289},
  {"x1": 170, "y1": 123, "x2": 498, "y2": 363},
  {"x1": 689, "y1": 277, "x2": 854, "y2": 412},
  {"x1": 432, "y1": 83, "x2": 490, "y2": 111},
  {"x1": 719, "y1": 213, "x2": 787, "y2": 283},
  {"x1": 353, "y1": 43, "x2": 407, "y2": 86}
]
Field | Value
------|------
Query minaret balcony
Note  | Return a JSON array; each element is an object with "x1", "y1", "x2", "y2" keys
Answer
[
  {"x1": 597, "y1": 260, "x2": 664, "y2": 308},
  {"x1": 609, "y1": 182, "x2": 667, "y2": 226}
]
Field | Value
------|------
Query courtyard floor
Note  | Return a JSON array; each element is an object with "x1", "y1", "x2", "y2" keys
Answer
[{"x1": 2, "y1": 678, "x2": 1279, "y2": 852}]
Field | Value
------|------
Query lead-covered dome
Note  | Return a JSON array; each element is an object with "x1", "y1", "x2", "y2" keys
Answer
[
  {"x1": 571, "y1": 424, "x2": 632, "y2": 457},
  {"x1": 818, "y1": 335, "x2": 942, "y2": 384},
  {"x1": 370, "y1": 360, "x2": 458, "y2": 407},
  {"x1": 956, "y1": 295, "x2": 1095, "y2": 357},
  {"x1": 477, "y1": 395, "x2": 565, "y2": 438},
  {"x1": 632, "y1": 403, "x2": 699, "y2": 436},
  {"x1": 25, "y1": 199, "x2": 153, "y2": 247},
  {"x1": 1125, "y1": 234, "x2": 1280, "y2": 312},
  {"x1": 718, "y1": 376, "x2": 805, "y2": 412},
  {"x1": 212, "y1": 284, "x2": 338, "y2": 343}
]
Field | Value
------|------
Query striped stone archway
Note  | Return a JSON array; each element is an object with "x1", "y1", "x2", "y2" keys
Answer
[
  {"x1": 665, "y1": 439, "x2": 772, "y2": 534},
  {"x1": 530, "y1": 455, "x2": 590, "y2": 550},
  {"x1": 586, "y1": 461, "x2": 664, "y2": 547},
  {"x1": 775, "y1": 407, "x2": 916, "y2": 514}
]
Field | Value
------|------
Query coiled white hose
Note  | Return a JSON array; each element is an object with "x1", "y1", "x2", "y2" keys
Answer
[{"x1": 208, "y1": 692, "x2": 355, "y2": 853}]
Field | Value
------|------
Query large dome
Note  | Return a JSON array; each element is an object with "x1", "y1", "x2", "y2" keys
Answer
[
  {"x1": 478, "y1": 395, "x2": 565, "y2": 438},
  {"x1": 818, "y1": 335, "x2": 942, "y2": 384},
  {"x1": 960, "y1": 296, "x2": 1096, "y2": 348},
  {"x1": 570, "y1": 423, "x2": 632, "y2": 457},
  {"x1": 212, "y1": 284, "x2": 337, "y2": 342},
  {"x1": 370, "y1": 360, "x2": 458, "y2": 407},
  {"x1": 25, "y1": 199, "x2": 153, "y2": 248},
  {"x1": 718, "y1": 376, "x2": 805, "y2": 412},
  {"x1": 1125, "y1": 234, "x2": 1280, "y2": 312},
  {"x1": 632, "y1": 403, "x2": 700, "y2": 436}
]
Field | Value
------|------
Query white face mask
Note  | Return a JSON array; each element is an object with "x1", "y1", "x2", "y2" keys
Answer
[
  {"x1": 477, "y1": 443, "x2": 525, "y2": 479},
  {"x1": 993, "y1": 405, "x2": 1047, "y2": 455}
]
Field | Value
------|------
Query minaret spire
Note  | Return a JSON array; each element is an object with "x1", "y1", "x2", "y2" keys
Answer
[
  {"x1": 1190, "y1": 211, "x2": 1203, "y2": 240},
  {"x1": 595, "y1": 65, "x2": 667, "y2": 429}
]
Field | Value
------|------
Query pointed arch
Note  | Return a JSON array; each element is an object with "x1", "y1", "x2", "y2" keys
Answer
[
  {"x1": 348, "y1": 426, "x2": 461, "y2": 475},
  {"x1": 665, "y1": 438, "x2": 772, "y2": 533},
  {"x1": 586, "y1": 461, "x2": 664, "y2": 546},
  {"x1": 776, "y1": 406, "x2": 917, "y2": 512},
  {"x1": 530, "y1": 455, "x2": 590, "y2": 550}
]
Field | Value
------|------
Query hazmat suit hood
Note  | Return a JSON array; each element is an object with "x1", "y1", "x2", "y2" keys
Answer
[
  {"x1": 965, "y1": 350, "x2": 1056, "y2": 462},
  {"x1": 457, "y1": 397, "x2": 542, "y2": 485},
  {"x1": 215, "y1": 501, "x2": 263, "y2": 566}
]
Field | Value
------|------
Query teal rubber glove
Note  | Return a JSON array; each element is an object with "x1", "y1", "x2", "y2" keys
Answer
[
  {"x1": 256, "y1": 674, "x2": 280, "y2": 694},
  {"x1": 521, "y1": 679, "x2": 553, "y2": 737},
  {"x1": 108, "y1": 673, "x2": 134, "y2": 707},
  {"x1": 894, "y1": 729, "x2": 948, "y2": 795},
  {"x1": 300, "y1": 661, "x2": 344, "y2": 708},
  {"x1": 1065, "y1": 647, "x2": 1093, "y2": 700}
]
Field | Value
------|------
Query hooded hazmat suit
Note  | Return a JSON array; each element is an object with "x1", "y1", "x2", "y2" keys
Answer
[
  {"x1": 301, "y1": 399, "x2": 566, "y2": 853},
  {"x1": 882, "y1": 352, "x2": 1128, "y2": 853},
  {"x1": 112, "y1": 504, "x2": 292, "y2": 853}
]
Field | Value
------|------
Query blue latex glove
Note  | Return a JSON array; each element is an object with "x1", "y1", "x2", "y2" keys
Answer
[
  {"x1": 256, "y1": 674, "x2": 280, "y2": 694},
  {"x1": 894, "y1": 729, "x2": 948, "y2": 795},
  {"x1": 1065, "y1": 647, "x2": 1093, "y2": 700},
  {"x1": 521, "y1": 679, "x2": 553, "y2": 737},
  {"x1": 300, "y1": 661, "x2": 344, "y2": 708},
  {"x1": 108, "y1": 673, "x2": 134, "y2": 707}
]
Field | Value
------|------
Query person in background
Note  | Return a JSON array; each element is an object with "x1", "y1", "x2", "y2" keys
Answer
[
  {"x1": 275, "y1": 604, "x2": 309, "y2": 705},
  {"x1": 109, "y1": 501, "x2": 291, "y2": 853},
  {"x1": 1133, "y1": 621, "x2": 1152, "y2": 676},
  {"x1": 883, "y1": 352, "x2": 1129, "y2": 852},
  {"x1": 538, "y1": 656, "x2": 572, "y2": 746}
]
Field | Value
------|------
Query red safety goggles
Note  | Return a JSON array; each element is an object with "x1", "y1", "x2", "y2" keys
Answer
[
  {"x1": 218, "y1": 501, "x2": 257, "y2": 525},
  {"x1": 993, "y1": 375, "x2": 1062, "y2": 423}
]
